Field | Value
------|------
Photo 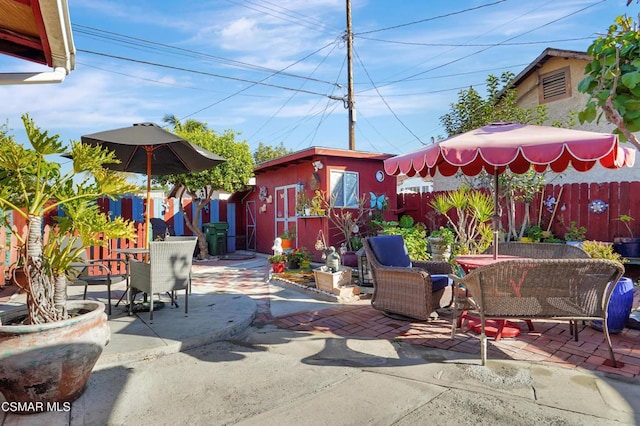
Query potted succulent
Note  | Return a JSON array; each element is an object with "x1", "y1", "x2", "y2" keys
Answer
[
  {"x1": 581, "y1": 240, "x2": 634, "y2": 334},
  {"x1": 267, "y1": 253, "x2": 288, "y2": 273},
  {"x1": 0, "y1": 115, "x2": 137, "y2": 407}
]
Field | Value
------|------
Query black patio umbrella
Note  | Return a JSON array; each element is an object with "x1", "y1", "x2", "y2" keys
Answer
[{"x1": 81, "y1": 122, "x2": 226, "y2": 247}]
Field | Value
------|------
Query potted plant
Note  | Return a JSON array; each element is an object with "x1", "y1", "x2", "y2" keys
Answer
[
  {"x1": 0, "y1": 115, "x2": 137, "y2": 407},
  {"x1": 320, "y1": 190, "x2": 368, "y2": 267},
  {"x1": 612, "y1": 215, "x2": 640, "y2": 258},
  {"x1": 581, "y1": 240, "x2": 634, "y2": 334},
  {"x1": 295, "y1": 191, "x2": 310, "y2": 216},
  {"x1": 267, "y1": 254, "x2": 288, "y2": 273},
  {"x1": 279, "y1": 226, "x2": 296, "y2": 250},
  {"x1": 526, "y1": 225, "x2": 544, "y2": 243},
  {"x1": 564, "y1": 221, "x2": 587, "y2": 247},
  {"x1": 287, "y1": 247, "x2": 312, "y2": 269},
  {"x1": 310, "y1": 190, "x2": 325, "y2": 216},
  {"x1": 428, "y1": 226, "x2": 455, "y2": 261}
]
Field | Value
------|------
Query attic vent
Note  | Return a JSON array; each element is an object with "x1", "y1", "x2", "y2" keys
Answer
[{"x1": 538, "y1": 67, "x2": 571, "y2": 103}]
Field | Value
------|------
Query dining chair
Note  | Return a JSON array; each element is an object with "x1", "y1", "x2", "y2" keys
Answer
[
  {"x1": 67, "y1": 239, "x2": 127, "y2": 316},
  {"x1": 128, "y1": 237, "x2": 197, "y2": 322}
]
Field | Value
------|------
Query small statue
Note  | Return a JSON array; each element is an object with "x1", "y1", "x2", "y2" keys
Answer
[
  {"x1": 271, "y1": 237, "x2": 283, "y2": 255},
  {"x1": 323, "y1": 246, "x2": 341, "y2": 273}
]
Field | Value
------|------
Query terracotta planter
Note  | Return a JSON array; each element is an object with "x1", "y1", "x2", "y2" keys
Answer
[
  {"x1": 0, "y1": 300, "x2": 110, "y2": 409},
  {"x1": 280, "y1": 238, "x2": 293, "y2": 250}
]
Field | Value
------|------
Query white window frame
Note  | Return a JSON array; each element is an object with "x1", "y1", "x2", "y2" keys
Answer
[{"x1": 330, "y1": 170, "x2": 359, "y2": 208}]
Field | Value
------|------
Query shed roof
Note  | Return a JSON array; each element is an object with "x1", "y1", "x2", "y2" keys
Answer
[{"x1": 254, "y1": 146, "x2": 394, "y2": 174}]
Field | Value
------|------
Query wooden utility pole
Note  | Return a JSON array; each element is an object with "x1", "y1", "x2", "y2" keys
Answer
[{"x1": 346, "y1": 0, "x2": 355, "y2": 150}]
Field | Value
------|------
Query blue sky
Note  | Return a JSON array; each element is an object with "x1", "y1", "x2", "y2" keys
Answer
[{"x1": 0, "y1": 0, "x2": 635, "y2": 158}]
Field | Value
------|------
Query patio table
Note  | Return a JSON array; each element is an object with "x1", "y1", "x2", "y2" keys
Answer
[{"x1": 453, "y1": 254, "x2": 534, "y2": 340}]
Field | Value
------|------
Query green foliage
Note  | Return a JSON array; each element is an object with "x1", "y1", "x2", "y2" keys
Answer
[
  {"x1": 158, "y1": 116, "x2": 255, "y2": 258},
  {"x1": 526, "y1": 225, "x2": 544, "y2": 242},
  {"x1": 280, "y1": 226, "x2": 296, "y2": 240},
  {"x1": 564, "y1": 221, "x2": 587, "y2": 241},
  {"x1": 440, "y1": 72, "x2": 549, "y2": 137},
  {"x1": 379, "y1": 221, "x2": 429, "y2": 261},
  {"x1": 578, "y1": 14, "x2": 640, "y2": 149},
  {"x1": 253, "y1": 141, "x2": 293, "y2": 163},
  {"x1": 615, "y1": 214, "x2": 634, "y2": 238},
  {"x1": 430, "y1": 186, "x2": 494, "y2": 254},
  {"x1": 581, "y1": 240, "x2": 626, "y2": 263},
  {"x1": 287, "y1": 247, "x2": 312, "y2": 264},
  {"x1": 398, "y1": 215, "x2": 414, "y2": 228},
  {"x1": 429, "y1": 226, "x2": 455, "y2": 247},
  {"x1": 0, "y1": 114, "x2": 137, "y2": 324},
  {"x1": 267, "y1": 254, "x2": 288, "y2": 264}
]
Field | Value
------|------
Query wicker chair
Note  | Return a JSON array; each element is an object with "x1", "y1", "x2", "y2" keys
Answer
[
  {"x1": 129, "y1": 237, "x2": 197, "y2": 321},
  {"x1": 451, "y1": 258, "x2": 624, "y2": 366},
  {"x1": 482, "y1": 242, "x2": 590, "y2": 259},
  {"x1": 363, "y1": 236, "x2": 453, "y2": 321}
]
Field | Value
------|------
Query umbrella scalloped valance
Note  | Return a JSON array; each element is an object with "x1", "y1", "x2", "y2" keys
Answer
[{"x1": 384, "y1": 123, "x2": 635, "y2": 178}]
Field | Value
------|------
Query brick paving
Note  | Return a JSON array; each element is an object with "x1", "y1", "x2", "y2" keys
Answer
[{"x1": 3, "y1": 256, "x2": 640, "y2": 379}]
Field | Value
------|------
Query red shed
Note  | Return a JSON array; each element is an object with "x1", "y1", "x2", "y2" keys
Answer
[{"x1": 241, "y1": 147, "x2": 396, "y2": 261}]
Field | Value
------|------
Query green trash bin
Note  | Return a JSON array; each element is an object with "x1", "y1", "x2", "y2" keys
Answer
[{"x1": 203, "y1": 222, "x2": 228, "y2": 255}]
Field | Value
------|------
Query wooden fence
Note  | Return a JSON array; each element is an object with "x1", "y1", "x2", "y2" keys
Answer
[{"x1": 397, "y1": 181, "x2": 640, "y2": 242}]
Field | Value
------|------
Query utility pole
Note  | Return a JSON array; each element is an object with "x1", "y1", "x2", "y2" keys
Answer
[{"x1": 346, "y1": 0, "x2": 355, "y2": 150}]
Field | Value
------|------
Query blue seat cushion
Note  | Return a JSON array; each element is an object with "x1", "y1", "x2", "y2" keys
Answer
[
  {"x1": 430, "y1": 274, "x2": 452, "y2": 292},
  {"x1": 368, "y1": 235, "x2": 411, "y2": 268}
]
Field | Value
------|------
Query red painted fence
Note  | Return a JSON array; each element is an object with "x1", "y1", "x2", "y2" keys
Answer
[{"x1": 397, "y1": 181, "x2": 640, "y2": 242}]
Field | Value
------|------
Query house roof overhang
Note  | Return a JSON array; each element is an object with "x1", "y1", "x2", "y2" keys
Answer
[
  {"x1": 511, "y1": 47, "x2": 590, "y2": 88},
  {"x1": 0, "y1": 0, "x2": 75, "y2": 82},
  {"x1": 254, "y1": 146, "x2": 394, "y2": 175}
]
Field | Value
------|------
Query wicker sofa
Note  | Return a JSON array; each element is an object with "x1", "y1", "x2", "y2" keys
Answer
[
  {"x1": 363, "y1": 236, "x2": 453, "y2": 321},
  {"x1": 482, "y1": 242, "x2": 590, "y2": 259},
  {"x1": 451, "y1": 258, "x2": 624, "y2": 366}
]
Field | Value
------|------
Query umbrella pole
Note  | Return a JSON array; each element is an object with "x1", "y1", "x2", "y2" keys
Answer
[
  {"x1": 145, "y1": 148, "x2": 152, "y2": 249},
  {"x1": 493, "y1": 171, "x2": 499, "y2": 259}
]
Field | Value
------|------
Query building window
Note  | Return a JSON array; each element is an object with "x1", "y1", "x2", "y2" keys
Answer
[
  {"x1": 538, "y1": 67, "x2": 571, "y2": 103},
  {"x1": 330, "y1": 170, "x2": 359, "y2": 207}
]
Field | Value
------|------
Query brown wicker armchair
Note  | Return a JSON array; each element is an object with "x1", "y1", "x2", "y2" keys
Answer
[
  {"x1": 482, "y1": 242, "x2": 590, "y2": 259},
  {"x1": 363, "y1": 236, "x2": 453, "y2": 321},
  {"x1": 451, "y1": 258, "x2": 624, "y2": 366}
]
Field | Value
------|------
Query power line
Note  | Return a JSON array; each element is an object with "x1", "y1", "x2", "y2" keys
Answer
[
  {"x1": 357, "y1": 0, "x2": 604, "y2": 91},
  {"x1": 355, "y1": 35, "x2": 594, "y2": 47},
  {"x1": 352, "y1": 47, "x2": 425, "y2": 146},
  {"x1": 225, "y1": 0, "x2": 341, "y2": 34},
  {"x1": 355, "y1": 0, "x2": 509, "y2": 35},
  {"x1": 73, "y1": 24, "x2": 337, "y2": 86},
  {"x1": 78, "y1": 49, "x2": 338, "y2": 98}
]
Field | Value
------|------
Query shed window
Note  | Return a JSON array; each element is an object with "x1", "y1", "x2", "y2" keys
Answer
[
  {"x1": 538, "y1": 67, "x2": 571, "y2": 103},
  {"x1": 330, "y1": 170, "x2": 359, "y2": 208}
]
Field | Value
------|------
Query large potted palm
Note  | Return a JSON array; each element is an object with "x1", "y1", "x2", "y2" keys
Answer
[{"x1": 0, "y1": 115, "x2": 137, "y2": 408}]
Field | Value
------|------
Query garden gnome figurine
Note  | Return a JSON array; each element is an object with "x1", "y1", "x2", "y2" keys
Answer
[
  {"x1": 324, "y1": 246, "x2": 341, "y2": 273},
  {"x1": 272, "y1": 237, "x2": 283, "y2": 255}
]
